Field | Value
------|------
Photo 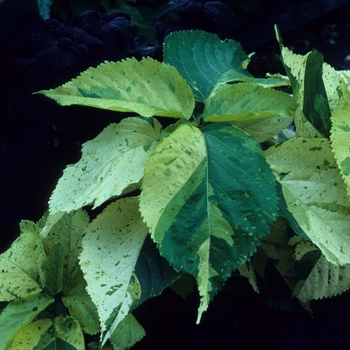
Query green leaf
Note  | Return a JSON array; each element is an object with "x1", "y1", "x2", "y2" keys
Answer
[
  {"x1": 163, "y1": 30, "x2": 249, "y2": 102},
  {"x1": 48, "y1": 117, "x2": 162, "y2": 216},
  {"x1": 61, "y1": 267, "x2": 100, "y2": 336},
  {"x1": 42, "y1": 210, "x2": 89, "y2": 288},
  {"x1": 331, "y1": 105, "x2": 350, "y2": 197},
  {"x1": 9, "y1": 319, "x2": 52, "y2": 349},
  {"x1": 79, "y1": 197, "x2": 149, "y2": 346},
  {"x1": 303, "y1": 51, "x2": 332, "y2": 138},
  {"x1": 276, "y1": 26, "x2": 348, "y2": 139},
  {"x1": 292, "y1": 240, "x2": 350, "y2": 303},
  {"x1": 44, "y1": 243, "x2": 65, "y2": 296},
  {"x1": 275, "y1": 25, "x2": 300, "y2": 98},
  {"x1": 0, "y1": 293, "x2": 53, "y2": 349},
  {"x1": 130, "y1": 235, "x2": 180, "y2": 310},
  {"x1": 140, "y1": 123, "x2": 278, "y2": 322},
  {"x1": 203, "y1": 83, "x2": 297, "y2": 122},
  {"x1": 109, "y1": 313, "x2": 145, "y2": 350},
  {"x1": 265, "y1": 138, "x2": 350, "y2": 265},
  {"x1": 40, "y1": 210, "x2": 100, "y2": 334},
  {"x1": 0, "y1": 229, "x2": 46, "y2": 301},
  {"x1": 37, "y1": 57, "x2": 195, "y2": 119}
]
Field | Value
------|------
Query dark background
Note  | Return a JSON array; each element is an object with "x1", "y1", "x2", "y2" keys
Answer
[{"x1": 1, "y1": 0, "x2": 350, "y2": 348}]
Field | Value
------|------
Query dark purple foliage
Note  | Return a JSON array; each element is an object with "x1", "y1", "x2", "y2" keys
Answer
[
  {"x1": 152, "y1": 0, "x2": 237, "y2": 43},
  {"x1": 7, "y1": 10, "x2": 156, "y2": 90}
]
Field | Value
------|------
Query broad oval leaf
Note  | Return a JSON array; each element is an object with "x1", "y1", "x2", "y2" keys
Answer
[
  {"x1": 0, "y1": 227, "x2": 46, "y2": 301},
  {"x1": 331, "y1": 105, "x2": 350, "y2": 197},
  {"x1": 203, "y1": 83, "x2": 297, "y2": 122},
  {"x1": 140, "y1": 123, "x2": 278, "y2": 322},
  {"x1": 265, "y1": 138, "x2": 350, "y2": 265},
  {"x1": 37, "y1": 57, "x2": 195, "y2": 119},
  {"x1": 163, "y1": 30, "x2": 249, "y2": 102},
  {"x1": 49, "y1": 117, "x2": 162, "y2": 215},
  {"x1": 79, "y1": 197, "x2": 148, "y2": 346}
]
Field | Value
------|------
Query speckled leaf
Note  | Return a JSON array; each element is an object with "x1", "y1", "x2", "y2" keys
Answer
[
  {"x1": 330, "y1": 105, "x2": 350, "y2": 197},
  {"x1": 140, "y1": 123, "x2": 278, "y2": 322},
  {"x1": 265, "y1": 138, "x2": 350, "y2": 265},
  {"x1": 292, "y1": 240, "x2": 350, "y2": 303},
  {"x1": 37, "y1": 57, "x2": 195, "y2": 119},
  {"x1": 109, "y1": 313, "x2": 145, "y2": 350},
  {"x1": 49, "y1": 117, "x2": 162, "y2": 215},
  {"x1": 8, "y1": 319, "x2": 52, "y2": 349},
  {"x1": 25, "y1": 316, "x2": 85, "y2": 350},
  {"x1": 203, "y1": 83, "x2": 297, "y2": 123},
  {"x1": 163, "y1": 30, "x2": 249, "y2": 102},
  {"x1": 0, "y1": 226, "x2": 46, "y2": 301},
  {"x1": 0, "y1": 293, "x2": 53, "y2": 349},
  {"x1": 79, "y1": 197, "x2": 148, "y2": 346},
  {"x1": 276, "y1": 26, "x2": 348, "y2": 138}
]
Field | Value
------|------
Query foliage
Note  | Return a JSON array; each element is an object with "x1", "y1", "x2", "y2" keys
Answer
[{"x1": 2, "y1": 24, "x2": 350, "y2": 349}]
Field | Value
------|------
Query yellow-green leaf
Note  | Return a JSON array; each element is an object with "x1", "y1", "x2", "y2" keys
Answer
[
  {"x1": 265, "y1": 138, "x2": 350, "y2": 265},
  {"x1": 331, "y1": 105, "x2": 350, "y2": 197},
  {"x1": 0, "y1": 293, "x2": 53, "y2": 349},
  {"x1": 79, "y1": 197, "x2": 148, "y2": 346},
  {"x1": 109, "y1": 313, "x2": 145, "y2": 350},
  {"x1": 37, "y1": 57, "x2": 195, "y2": 119},
  {"x1": 48, "y1": 117, "x2": 162, "y2": 216},
  {"x1": 0, "y1": 228, "x2": 46, "y2": 301},
  {"x1": 203, "y1": 83, "x2": 297, "y2": 122},
  {"x1": 292, "y1": 240, "x2": 350, "y2": 303},
  {"x1": 8, "y1": 319, "x2": 52, "y2": 349}
]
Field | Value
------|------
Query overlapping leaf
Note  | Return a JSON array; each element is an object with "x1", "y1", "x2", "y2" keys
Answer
[
  {"x1": 203, "y1": 83, "x2": 297, "y2": 122},
  {"x1": 48, "y1": 117, "x2": 162, "y2": 216},
  {"x1": 163, "y1": 30, "x2": 249, "y2": 102},
  {"x1": 109, "y1": 313, "x2": 145, "y2": 350},
  {"x1": 232, "y1": 116, "x2": 294, "y2": 143},
  {"x1": 292, "y1": 240, "x2": 350, "y2": 303},
  {"x1": 0, "y1": 293, "x2": 53, "y2": 349},
  {"x1": 265, "y1": 138, "x2": 350, "y2": 265},
  {"x1": 8, "y1": 319, "x2": 52, "y2": 349},
  {"x1": 79, "y1": 197, "x2": 149, "y2": 345},
  {"x1": 238, "y1": 218, "x2": 297, "y2": 310},
  {"x1": 276, "y1": 26, "x2": 349, "y2": 138},
  {"x1": 16, "y1": 316, "x2": 85, "y2": 350},
  {"x1": 130, "y1": 235, "x2": 180, "y2": 310},
  {"x1": 37, "y1": 57, "x2": 195, "y2": 119},
  {"x1": 41, "y1": 210, "x2": 100, "y2": 335},
  {"x1": 140, "y1": 123, "x2": 278, "y2": 322}
]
